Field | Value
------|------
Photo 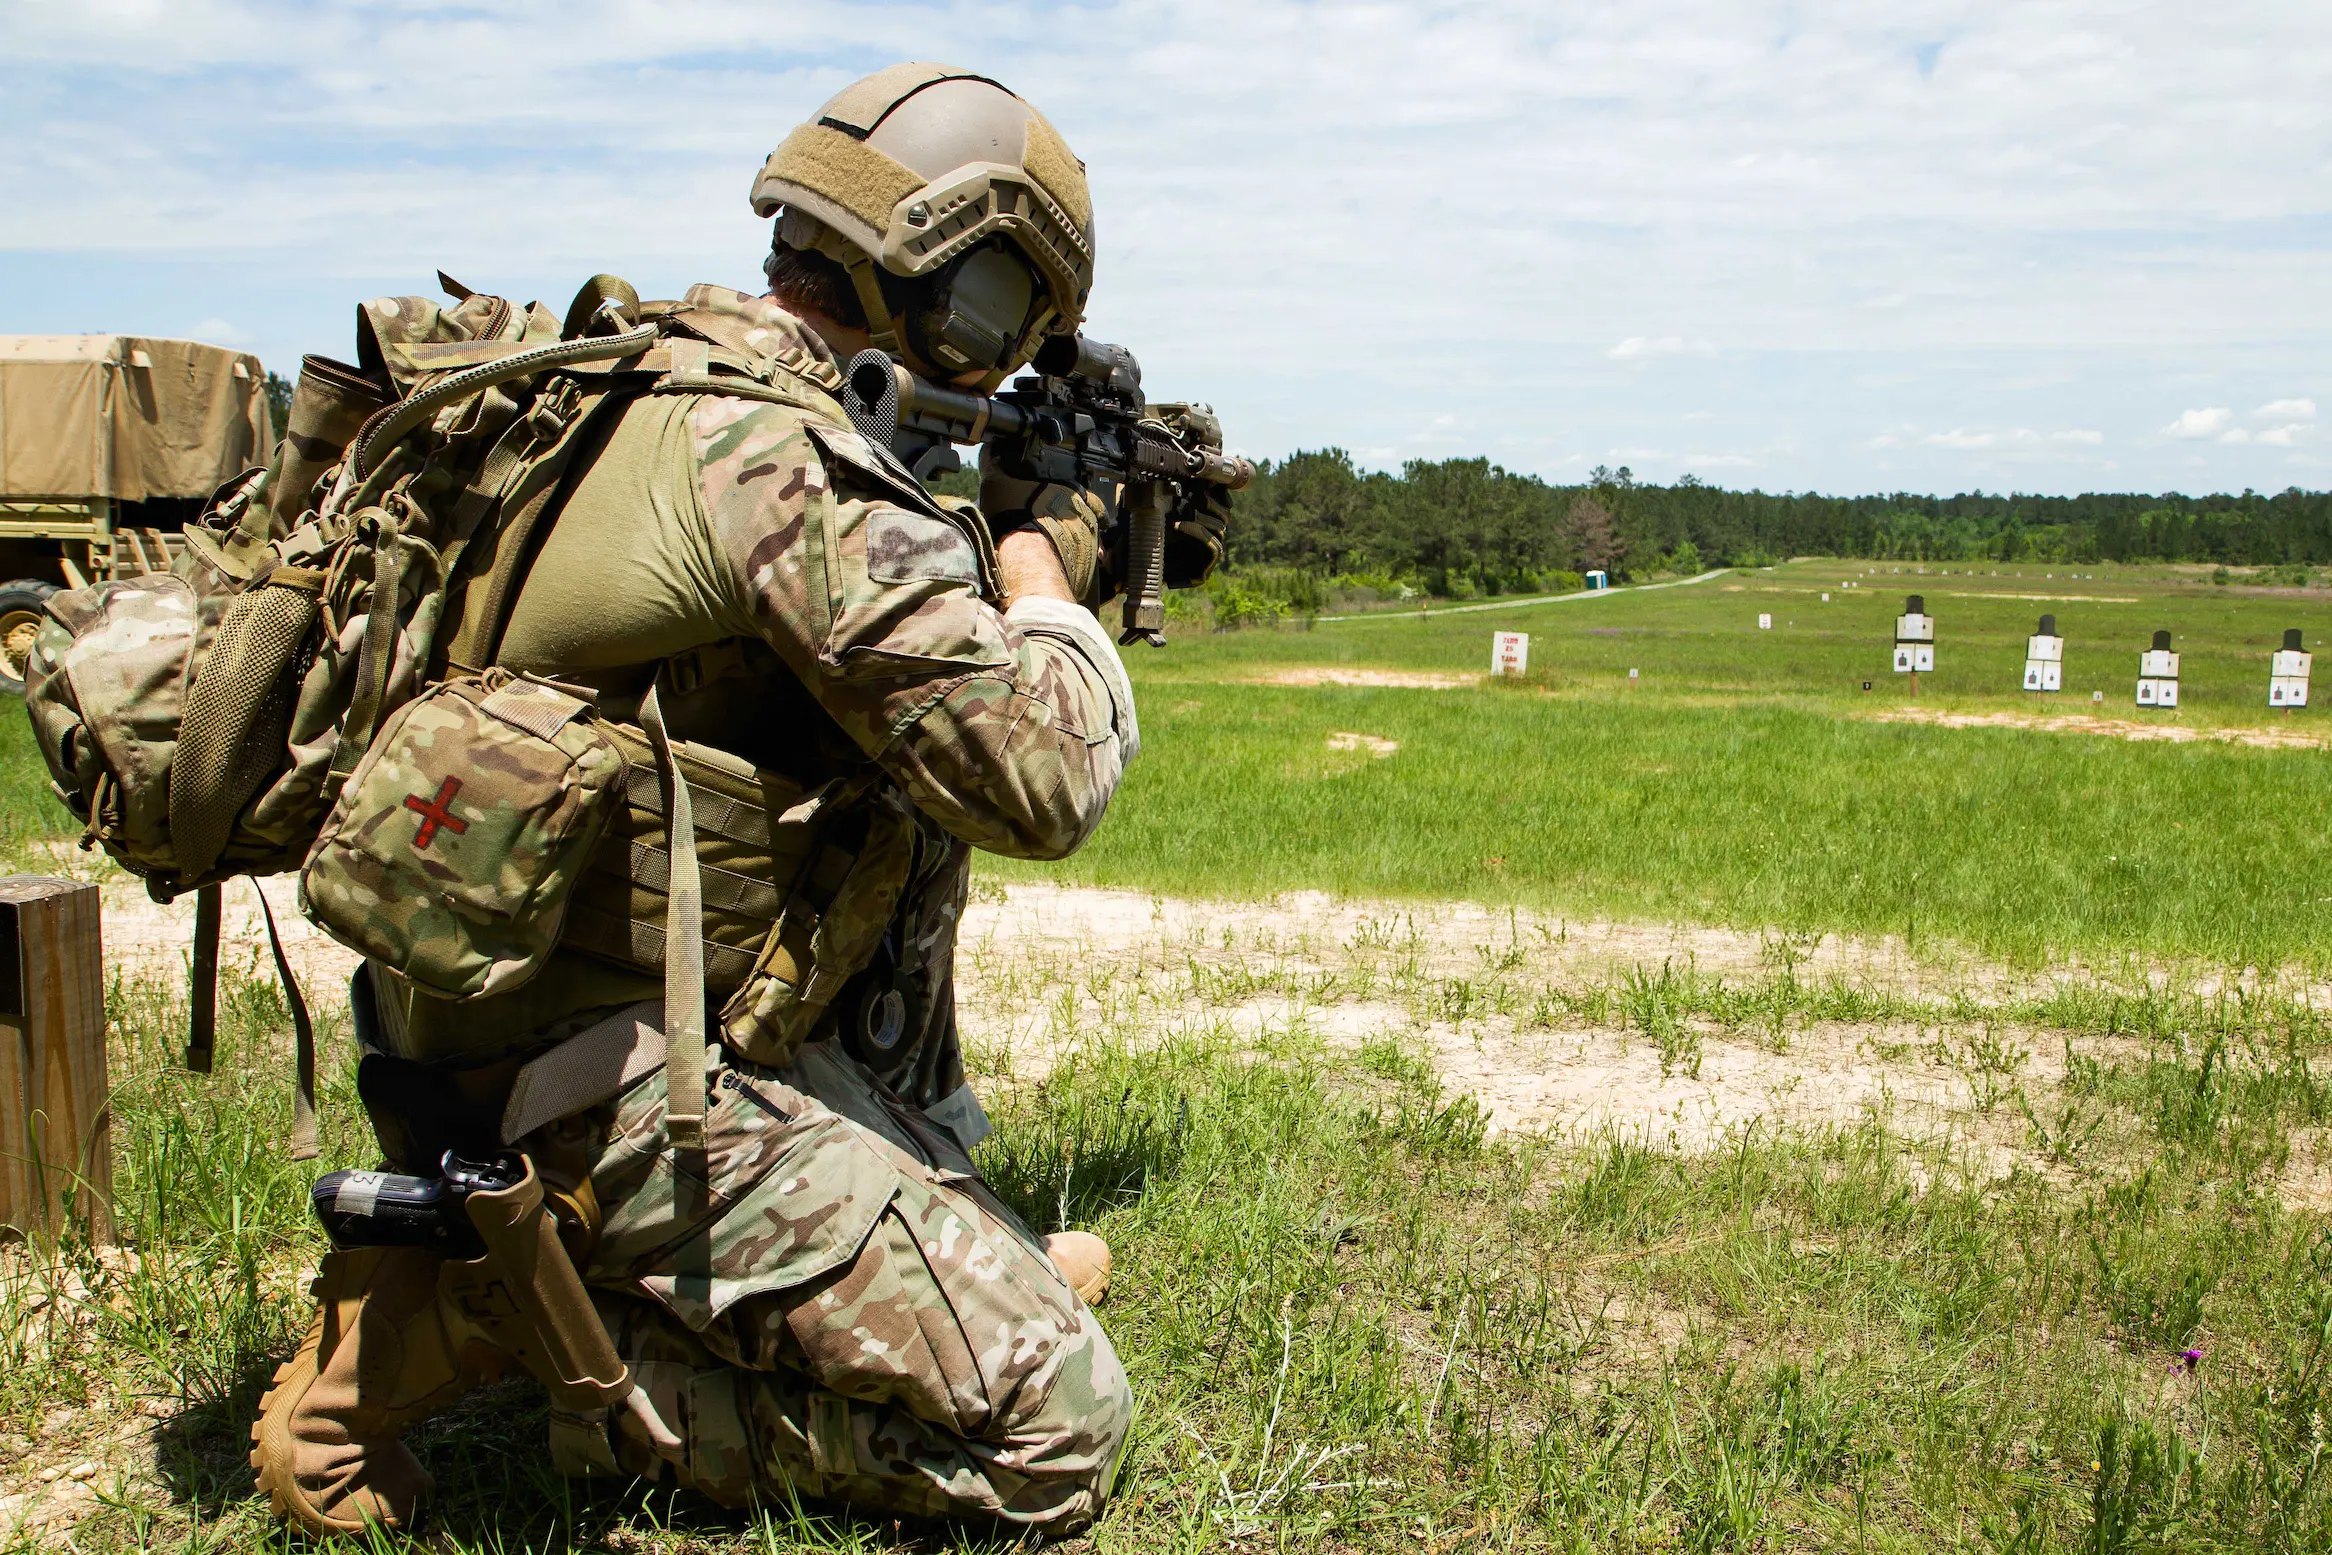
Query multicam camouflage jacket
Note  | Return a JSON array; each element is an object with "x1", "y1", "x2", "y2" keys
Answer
[{"x1": 369, "y1": 285, "x2": 1139, "y2": 1125}]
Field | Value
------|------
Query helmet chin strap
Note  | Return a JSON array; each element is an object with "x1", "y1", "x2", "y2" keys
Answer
[{"x1": 840, "y1": 250, "x2": 909, "y2": 363}]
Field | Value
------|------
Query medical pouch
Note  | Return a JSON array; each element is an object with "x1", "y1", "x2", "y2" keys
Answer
[{"x1": 301, "y1": 670, "x2": 627, "y2": 1000}]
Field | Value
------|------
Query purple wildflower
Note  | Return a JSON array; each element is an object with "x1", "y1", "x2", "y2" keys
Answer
[{"x1": 2180, "y1": 1348, "x2": 2203, "y2": 1373}]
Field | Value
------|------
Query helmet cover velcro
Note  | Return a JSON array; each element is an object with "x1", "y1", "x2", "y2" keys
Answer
[
  {"x1": 752, "y1": 123, "x2": 925, "y2": 233},
  {"x1": 1018, "y1": 112, "x2": 1092, "y2": 236}
]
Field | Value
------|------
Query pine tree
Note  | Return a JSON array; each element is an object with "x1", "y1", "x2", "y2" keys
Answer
[{"x1": 1561, "y1": 493, "x2": 1625, "y2": 572}]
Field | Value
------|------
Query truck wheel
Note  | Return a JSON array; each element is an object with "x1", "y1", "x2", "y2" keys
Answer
[{"x1": 0, "y1": 580, "x2": 59, "y2": 696}]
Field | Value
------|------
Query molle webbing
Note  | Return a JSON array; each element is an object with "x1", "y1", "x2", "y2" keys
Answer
[
  {"x1": 557, "y1": 723, "x2": 859, "y2": 995},
  {"x1": 605, "y1": 840, "x2": 784, "y2": 923},
  {"x1": 561, "y1": 904, "x2": 762, "y2": 991}
]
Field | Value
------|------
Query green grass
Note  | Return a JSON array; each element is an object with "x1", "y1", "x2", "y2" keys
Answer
[
  {"x1": 0, "y1": 708, "x2": 77, "y2": 876},
  {"x1": 6, "y1": 558, "x2": 2332, "y2": 1551},
  {"x1": 10, "y1": 932, "x2": 2332, "y2": 1552},
  {"x1": 982, "y1": 560, "x2": 2332, "y2": 972},
  {"x1": 1179, "y1": 560, "x2": 2324, "y2": 714}
]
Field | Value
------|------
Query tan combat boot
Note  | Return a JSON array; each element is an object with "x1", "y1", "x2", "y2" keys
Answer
[
  {"x1": 251, "y1": 1246, "x2": 509, "y2": 1537},
  {"x1": 1044, "y1": 1231, "x2": 1112, "y2": 1306}
]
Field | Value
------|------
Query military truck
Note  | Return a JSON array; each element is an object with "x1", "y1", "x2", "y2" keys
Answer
[{"x1": 0, "y1": 334, "x2": 275, "y2": 693}]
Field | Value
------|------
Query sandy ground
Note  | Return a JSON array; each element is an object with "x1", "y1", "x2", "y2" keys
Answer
[
  {"x1": 953, "y1": 884, "x2": 2071, "y2": 1155},
  {"x1": 1250, "y1": 667, "x2": 1479, "y2": 690},
  {"x1": 1867, "y1": 704, "x2": 2328, "y2": 749},
  {"x1": 98, "y1": 871, "x2": 361, "y2": 991},
  {"x1": 1243, "y1": 665, "x2": 2324, "y2": 755}
]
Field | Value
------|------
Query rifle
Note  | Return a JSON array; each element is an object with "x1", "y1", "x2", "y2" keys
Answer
[{"x1": 840, "y1": 338, "x2": 1252, "y2": 646}]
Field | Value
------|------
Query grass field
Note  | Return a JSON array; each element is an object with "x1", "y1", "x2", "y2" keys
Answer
[
  {"x1": 4, "y1": 559, "x2": 2332, "y2": 1553},
  {"x1": 987, "y1": 560, "x2": 2332, "y2": 973}
]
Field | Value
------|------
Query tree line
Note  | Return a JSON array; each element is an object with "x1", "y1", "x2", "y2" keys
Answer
[{"x1": 1225, "y1": 450, "x2": 2332, "y2": 592}]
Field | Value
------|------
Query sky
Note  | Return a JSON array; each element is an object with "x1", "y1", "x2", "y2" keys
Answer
[{"x1": 3, "y1": 1, "x2": 2328, "y2": 498}]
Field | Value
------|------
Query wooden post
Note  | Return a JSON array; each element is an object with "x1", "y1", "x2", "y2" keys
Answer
[{"x1": 0, "y1": 876, "x2": 110, "y2": 1244}]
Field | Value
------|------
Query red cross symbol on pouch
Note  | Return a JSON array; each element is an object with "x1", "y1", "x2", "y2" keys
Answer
[{"x1": 404, "y1": 776, "x2": 469, "y2": 851}]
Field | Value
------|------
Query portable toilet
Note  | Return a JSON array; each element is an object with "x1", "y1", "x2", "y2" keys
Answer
[{"x1": 1585, "y1": 570, "x2": 1609, "y2": 590}]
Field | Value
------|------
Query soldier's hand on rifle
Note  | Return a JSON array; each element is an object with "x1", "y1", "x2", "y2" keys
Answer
[
  {"x1": 1150, "y1": 402, "x2": 1231, "y2": 587},
  {"x1": 1166, "y1": 485, "x2": 1230, "y2": 588},
  {"x1": 979, "y1": 469, "x2": 1109, "y2": 609}
]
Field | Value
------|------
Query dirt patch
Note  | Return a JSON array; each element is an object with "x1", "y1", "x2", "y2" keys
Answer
[
  {"x1": 97, "y1": 871, "x2": 360, "y2": 992},
  {"x1": 0, "y1": 1249, "x2": 177, "y2": 1547},
  {"x1": 1252, "y1": 668, "x2": 1477, "y2": 691},
  {"x1": 73, "y1": 868, "x2": 2326, "y2": 1204},
  {"x1": 1325, "y1": 731, "x2": 1399, "y2": 758},
  {"x1": 1868, "y1": 705, "x2": 2327, "y2": 750},
  {"x1": 1937, "y1": 592, "x2": 2140, "y2": 604},
  {"x1": 951, "y1": 882, "x2": 2319, "y2": 1192}
]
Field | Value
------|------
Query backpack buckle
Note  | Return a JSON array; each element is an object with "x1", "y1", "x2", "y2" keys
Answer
[{"x1": 526, "y1": 380, "x2": 582, "y2": 443}]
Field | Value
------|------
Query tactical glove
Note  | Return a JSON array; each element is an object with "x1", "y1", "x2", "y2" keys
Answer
[
  {"x1": 979, "y1": 469, "x2": 1108, "y2": 607},
  {"x1": 1150, "y1": 402, "x2": 1231, "y2": 587},
  {"x1": 1166, "y1": 486, "x2": 1230, "y2": 588}
]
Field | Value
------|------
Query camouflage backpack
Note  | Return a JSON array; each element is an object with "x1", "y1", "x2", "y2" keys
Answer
[{"x1": 22, "y1": 275, "x2": 676, "y2": 1150}]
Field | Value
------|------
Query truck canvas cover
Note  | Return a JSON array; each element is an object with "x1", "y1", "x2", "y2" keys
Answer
[{"x1": 0, "y1": 335, "x2": 272, "y2": 502}]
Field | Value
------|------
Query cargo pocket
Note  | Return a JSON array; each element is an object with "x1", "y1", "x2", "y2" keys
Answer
[
  {"x1": 882, "y1": 1165, "x2": 1083, "y2": 1437},
  {"x1": 585, "y1": 1063, "x2": 899, "y2": 1335},
  {"x1": 300, "y1": 669, "x2": 626, "y2": 998}
]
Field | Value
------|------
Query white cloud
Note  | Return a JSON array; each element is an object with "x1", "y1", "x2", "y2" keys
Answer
[
  {"x1": 1908, "y1": 426, "x2": 2103, "y2": 452},
  {"x1": 2164, "y1": 407, "x2": 2234, "y2": 439},
  {"x1": 2257, "y1": 398, "x2": 2318, "y2": 421},
  {"x1": 3, "y1": 3, "x2": 2328, "y2": 493},
  {"x1": 1608, "y1": 336, "x2": 1716, "y2": 362},
  {"x1": 2255, "y1": 425, "x2": 2303, "y2": 446},
  {"x1": 187, "y1": 316, "x2": 252, "y2": 346}
]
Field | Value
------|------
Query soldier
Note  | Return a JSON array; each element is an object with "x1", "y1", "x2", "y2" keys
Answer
[{"x1": 252, "y1": 63, "x2": 1221, "y2": 1538}]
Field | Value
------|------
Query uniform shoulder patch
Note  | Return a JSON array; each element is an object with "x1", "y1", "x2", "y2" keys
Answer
[{"x1": 867, "y1": 510, "x2": 981, "y2": 586}]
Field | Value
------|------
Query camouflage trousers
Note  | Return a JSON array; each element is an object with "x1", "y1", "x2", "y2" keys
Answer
[{"x1": 546, "y1": 1041, "x2": 1131, "y2": 1531}]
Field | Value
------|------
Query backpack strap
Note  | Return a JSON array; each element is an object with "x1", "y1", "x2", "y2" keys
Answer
[
  {"x1": 253, "y1": 884, "x2": 321, "y2": 1161},
  {"x1": 184, "y1": 881, "x2": 318, "y2": 1156},
  {"x1": 186, "y1": 884, "x2": 219, "y2": 1074}
]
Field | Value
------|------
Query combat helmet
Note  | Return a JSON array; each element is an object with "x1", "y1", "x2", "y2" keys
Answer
[{"x1": 751, "y1": 62, "x2": 1094, "y2": 387}]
